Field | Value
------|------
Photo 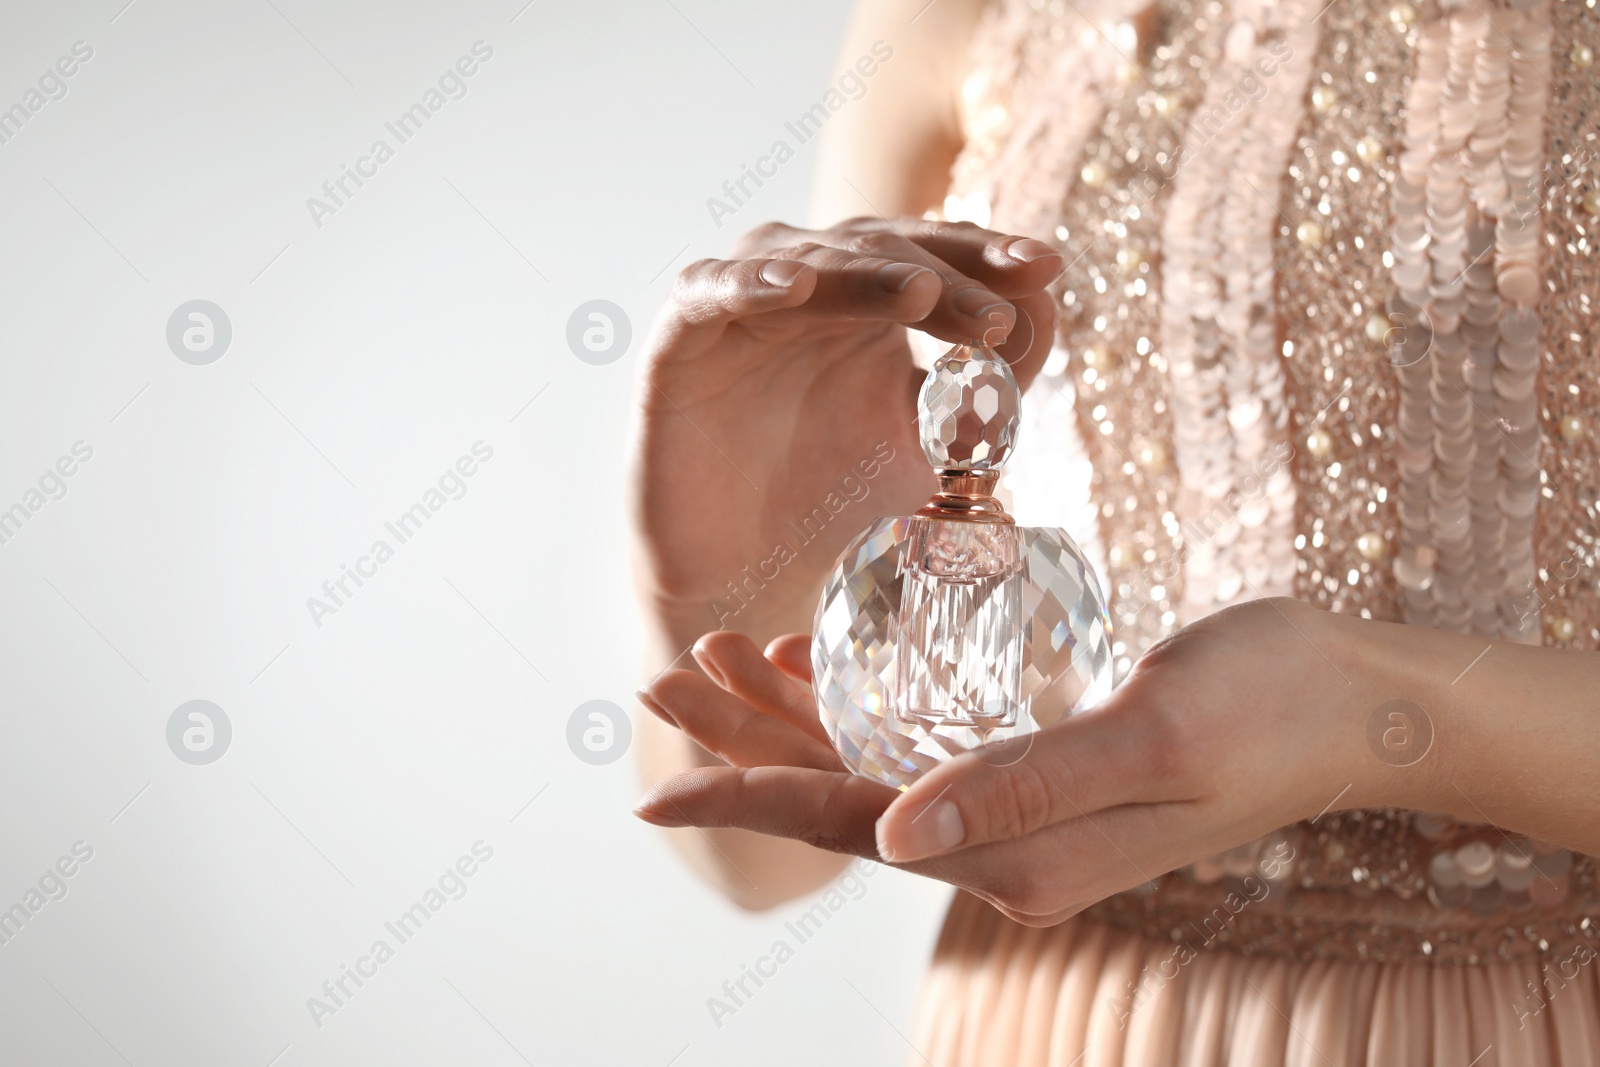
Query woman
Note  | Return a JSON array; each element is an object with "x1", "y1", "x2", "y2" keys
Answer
[{"x1": 630, "y1": 0, "x2": 1600, "y2": 1060}]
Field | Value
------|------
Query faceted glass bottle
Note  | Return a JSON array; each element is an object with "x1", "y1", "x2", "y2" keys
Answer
[{"x1": 813, "y1": 343, "x2": 1115, "y2": 788}]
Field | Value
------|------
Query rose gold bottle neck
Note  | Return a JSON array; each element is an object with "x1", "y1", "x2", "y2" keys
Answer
[{"x1": 913, "y1": 469, "x2": 1014, "y2": 524}]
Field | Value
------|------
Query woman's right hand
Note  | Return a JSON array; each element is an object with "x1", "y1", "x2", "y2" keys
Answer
[{"x1": 632, "y1": 216, "x2": 1063, "y2": 649}]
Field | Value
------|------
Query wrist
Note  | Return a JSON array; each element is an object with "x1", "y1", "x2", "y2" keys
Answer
[{"x1": 1324, "y1": 610, "x2": 1478, "y2": 817}]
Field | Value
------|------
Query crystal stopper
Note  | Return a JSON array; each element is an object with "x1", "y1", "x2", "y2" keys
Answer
[{"x1": 917, "y1": 345, "x2": 1021, "y2": 471}]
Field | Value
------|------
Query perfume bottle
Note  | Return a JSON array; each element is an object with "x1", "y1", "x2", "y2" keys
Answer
[{"x1": 812, "y1": 344, "x2": 1113, "y2": 789}]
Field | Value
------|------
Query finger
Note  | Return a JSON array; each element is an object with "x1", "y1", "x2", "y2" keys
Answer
[
  {"x1": 632, "y1": 765, "x2": 1100, "y2": 910},
  {"x1": 839, "y1": 217, "x2": 1065, "y2": 299},
  {"x1": 764, "y1": 633, "x2": 813, "y2": 687},
  {"x1": 642, "y1": 668, "x2": 840, "y2": 772},
  {"x1": 667, "y1": 256, "x2": 819, "y2": 328},
  {"x1": 768, "y1": 243, "x2": 946, "y2": 324},
  {"x1": 693, "y1": 632, "x2": 831, "y2": 748},
  {"x1": 993, "y1": 287, "x2": 1058, "y2": 392},
  {"x1": 634, "y1": 765, "x2": 894, "y2": 858},
  {"x1": 669, "y1": 246, "x2": 948, "y2": 332},
  {"x1": 874, "y1": 699, "x2": 1183, "y2": 863},
  {"x1": 840, "y1": 230, "x2": 1017, "y2": 344}
]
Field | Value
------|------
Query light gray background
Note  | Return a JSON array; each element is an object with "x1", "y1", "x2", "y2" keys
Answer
[{"x1": 0, "y1": 1, "x2": 953, "y2": 1064}]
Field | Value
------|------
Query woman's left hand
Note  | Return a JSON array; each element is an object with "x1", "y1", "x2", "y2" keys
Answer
[{"x1": 635, "y1": 597, "x2": 1403, "y2": 926}]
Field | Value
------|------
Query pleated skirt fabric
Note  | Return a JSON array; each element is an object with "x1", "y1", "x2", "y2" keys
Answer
[{"x1": 910, "y1": 893, "x2": 1600, "y2": 1066}]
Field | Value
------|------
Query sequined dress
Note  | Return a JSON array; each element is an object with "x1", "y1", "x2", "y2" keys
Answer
[{"x1": 911, "y1": 0, "x2": 1600, "y2": 1061}]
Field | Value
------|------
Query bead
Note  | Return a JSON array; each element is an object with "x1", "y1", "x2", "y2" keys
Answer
[
  {"x1": 1548, "y1": 615, "x2": 1577, "y2": 642},
  {"x1": 1560, "y1": 415, "x2": 1585, "y2": 442},
  {"x1": 1136, "y1": 440, "x2": 1168, "y2": 471},
  {"x1": 1357, "y1": 532, "x2": 1387, "y2": 561},
  {"x1": 1108, "y1": 540, "x2": 1137, "y2": 568},
  {"x1": 1388, "y1": 1, "x2": 1416, "y2": 27},
  {"x1": 1116, "y1": 244, "x2": 1146, "y2": 273},
  {"x1": 1573, "y1": 43, "x2": 1595, "y2": 68},
  {"x1": 1306, "y1": 427, "x2": 1334, "y2": 459},
  {"x1": 1365, "y1": 312, "x2": 1392, "y2": 344},
  {"x1": 1080, "y1": 159, "x2": 1109, "y2": 188},
  {"x1": 1311, "y1": 85, "x2": 1339, "y2": 113},
  {"x1": 1583, "y1": 190, "x2": 1600, "y2": 216},
  {"x1": 1083, "y1": 343, "x2": 1114, "y2": 372},
  {"x1": 1356, "y1": 136, "x2": 1384, "y2": 165},
  {"x1": 1456, "y1": 841, "x2": 1496, "y2": 885},
  {"x1": 1297, "y1": 219, "x2": 1325, "y2": 248}
]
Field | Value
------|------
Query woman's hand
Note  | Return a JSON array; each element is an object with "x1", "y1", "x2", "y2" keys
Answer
[
  {"x1": 635, "y1": 598, "x2": 1391, "y2": 926},
  {"x1": 632, "y1": 217, "x2": 1062, "y2": 649}
]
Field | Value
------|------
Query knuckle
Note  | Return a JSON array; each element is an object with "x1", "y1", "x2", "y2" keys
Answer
[
  {"x1": 774, "y1": 241, "x2": 826, "y2": 261},
  {"x1": 834, "y1": 214, "x2": 883, "y2": 232},
  {"x1": 800, "y1": 777, "x2": 860, "y2": 855},
  {"x1": 671, "y1": 257, "x2": 720, "y2": 292},
  {"x1": 986, "y1": 760, "x2": 1056, "y2": 842},
  {"x1": 846, "y1": 231, "x2": 904, "y2": 256},
  {"x1": 667, "y1": 258, "x2": 724, "y2": 311},
  {"x1": 734, "y1": 220, "x2": 793, "y2": 256}
]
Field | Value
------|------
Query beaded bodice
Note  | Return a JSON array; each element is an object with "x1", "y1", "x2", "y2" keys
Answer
[{"x1": 941, "y1": 0, "x2": 1598, "y2": 961}]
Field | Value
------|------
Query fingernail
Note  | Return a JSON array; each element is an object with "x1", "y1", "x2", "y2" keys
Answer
[
  {"x1": 690, "y1": 641, "x2": 727, "y2": 687},
  {"x1": 1003, "y1": 237, "x2": 1060, "y2": 263},
  {"x1": 953, "y1": 287, "x2": 1012, "y2": 321},
  {"x1": 634, "y1": 806, "x2": 689, "y2": 828},
  {"x1": 636, "y1": 689, "x2": 675, "y2": 725},
  {"x1": 886, "y1": 799, "x2": 966, "y2": 863},
  {"x1": 876, "y1": 262, "x2": 931, "y2": 292},
  {"x1": 759, "y1": 260, "x2": 807, "y2": 287}
]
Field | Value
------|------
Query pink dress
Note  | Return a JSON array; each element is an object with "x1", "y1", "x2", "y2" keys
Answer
[{"x1": 911, "y1": 0, "x2": 1600, "y2": 1061}]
